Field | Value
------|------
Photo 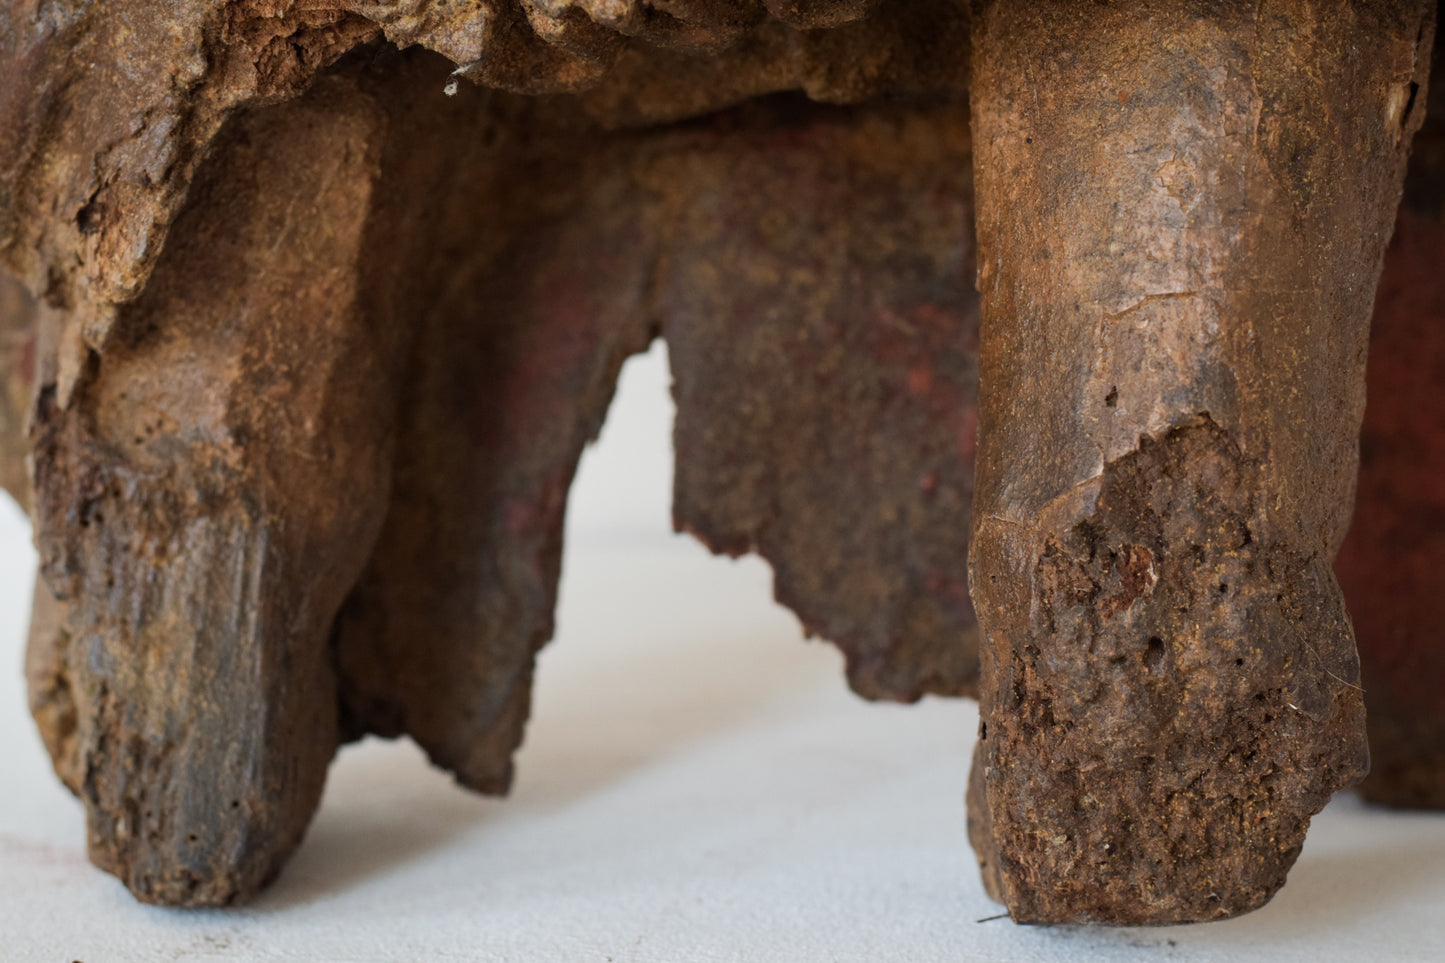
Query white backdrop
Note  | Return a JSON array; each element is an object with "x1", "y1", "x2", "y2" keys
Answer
[{"x1": 3, "y1": 343, "x2": 1444, "y2": 962}]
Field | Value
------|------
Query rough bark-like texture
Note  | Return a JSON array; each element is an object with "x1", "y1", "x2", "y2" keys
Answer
[
  {"x1": 0, "y1": 270, "x2": 33, "y2": 508},
  {"x1": 9, "y1": 4, "x2": 983, "y2": 897},
  {"x1": 3, "y1": 0, "x2": 977, "y2": 843},
  {"x1": 1337, "y1": 56, "x2": 1445, "y2": 809},
  {"x1": 1, "y1": 0, "x2": 982, "y2": 905},
  {"x1": 966, "y1": 0, "x2": 1431, "y2": 925}
]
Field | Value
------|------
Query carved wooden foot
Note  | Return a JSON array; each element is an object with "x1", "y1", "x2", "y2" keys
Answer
[
  {"x1": 24, "y1": 76, "x2": 406, "y2": 905},
  {"x1": 965, "y1": 0, "x2": 1431, "y2": 925}
]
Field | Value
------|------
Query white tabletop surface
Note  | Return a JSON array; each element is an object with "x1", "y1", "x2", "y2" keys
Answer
[{"x1": 3, "y1": 345, "x2": 1444, "y2": 962}]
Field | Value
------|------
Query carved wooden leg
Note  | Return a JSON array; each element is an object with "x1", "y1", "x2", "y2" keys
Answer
[
  {"x1": 24, "y1": 76, "x2": 405, "y2": 906},
  {"x1": 333, "y1": 102, "x2": 658, "y2": 793},
  {"x1": 966, "y1": 0, "x2": 1431, "y2": 924},
  {"x1": 1337, "y1": 57, "x2": 1445, "y2": 808}
]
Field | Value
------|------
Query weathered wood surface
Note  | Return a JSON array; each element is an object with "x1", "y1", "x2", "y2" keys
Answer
[
  {"x1": 4, "y1": 3, "x2": 981, "y2": 901},
  {"x1": 25, "y1": 73, "x2": 411, "y2": 905},
  {"x1": 965, "y1": 0, "x2": 1432, "y2": 925},
  {"x1": 1, "y1": 0, "x2": 1439, "y2": 926}
]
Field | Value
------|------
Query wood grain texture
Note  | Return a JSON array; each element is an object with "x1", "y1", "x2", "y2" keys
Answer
[{"x1": 25, "y1": 72, "x2": 405, "y2": 905}]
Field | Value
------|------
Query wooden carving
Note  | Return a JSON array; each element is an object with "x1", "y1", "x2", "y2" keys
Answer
[{"x1": 1, "y1": 0, "x2": 1440, "y2": 926}]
